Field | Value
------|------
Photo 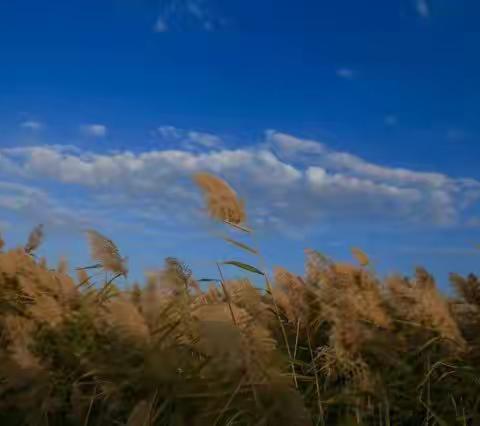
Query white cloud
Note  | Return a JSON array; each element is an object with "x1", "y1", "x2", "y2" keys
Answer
[
  {"x1": 1, "y1": 130, "x2": 479, "y2": 233},
  {"x1": 267, "y1": 131, "x2": 449, "y2": 188},
  {"x1": 82, "y1": 124, "x2": 107, "y2": 138},
  {"x1": 336, "y1": 68, "x2": 355, "y2": 79},
  {"x1": 20, "y1": 120, "x2": 43, "y2": 131},
  {"x1": 446, "y1": 129, "x2": 467, "y2": 142},
  {"x1": 416, "y1": 0, "x2": 430, "y2": 18},
  {"x1": 266, "y1": 130, "x2": 327, "y2": 156}
]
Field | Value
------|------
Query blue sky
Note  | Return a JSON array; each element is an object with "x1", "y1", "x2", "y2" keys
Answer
[{"x1": 0, "y1": 0, "x2": 479, "y2": 289}]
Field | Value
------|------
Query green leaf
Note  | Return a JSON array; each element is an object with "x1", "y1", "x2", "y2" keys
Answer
[
  {"x1": 76, "y1": 263, "x2": 102, "y2": 271},
  {"x1": 224, "y1": 237, "x2": 258, "y2": 254},
  {"x1": 222, "y1": 261, "x2": 264, "y2": 276}
]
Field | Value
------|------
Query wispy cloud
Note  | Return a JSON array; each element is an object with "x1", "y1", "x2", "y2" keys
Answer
[
  {"x1": 153, "y1": 17, "x2": 169, "y2": 32},
  {"x1": 336, "y1": 68, "x2": 355, "y2": 80},
  {"x1": 154, "y1": 125, "x2": 224, "y2": 149},
  {"x1": 82, "y1": 124, "x2": 108, "y2": 138},
  {"x1": 0, "y1": 180, "x2": 89, "y2": 229},
  {"x1": 416, "y1": 0, "x2": 431, "y2": 18},
  {"x1": 20, "y1": 120, "x2": 43, "y2": 131},
  {"x1": 384, "y1": 115, "x2": 398, "y2": 126},
  {"x1": 153, "y1": 0, "x2": 220, "y2": 32},
  {"x1": 446, "y1": 129, "x2": 467, "y2": 142}
]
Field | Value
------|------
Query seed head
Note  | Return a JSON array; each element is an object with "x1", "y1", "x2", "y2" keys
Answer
[{"x1": 194, "y1": 172, "x2": 246, "y2": 225}]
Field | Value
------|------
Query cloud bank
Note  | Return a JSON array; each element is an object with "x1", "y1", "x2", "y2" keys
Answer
[{"x1": 0, "y1": 129, "x2": 479, "y2": 235}]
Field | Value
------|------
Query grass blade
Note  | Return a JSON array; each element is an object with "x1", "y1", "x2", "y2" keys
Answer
[
  {"x1": 224, "y1": 237, "x2": 258, "y2": 255},
  {"x1": 222, "y1": 261, "x2": 264, "y2": 276}
]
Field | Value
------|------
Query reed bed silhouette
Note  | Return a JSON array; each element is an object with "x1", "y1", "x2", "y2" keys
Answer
[{"x1": 0, "y1": 172, "x2": 479, "y2": 425}]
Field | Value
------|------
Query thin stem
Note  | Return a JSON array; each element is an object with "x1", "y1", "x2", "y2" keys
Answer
[
  {"x1": 216, "y1": 262, "x2": 237, "y2": 326},
  {"x1": 306, "y1": 326, "x2": 325, "y2": 425},
  {"x1": 294, "y1": 319, "x2": 301, "y2": 361},
  {"x1": 222, "y1": 219, "x2": 298, "y2": 388},
  {"x1": 96, "y1": 272, "x2": 123, "y2": 303},
  {"x1": 83, "y1": 385, "x2": 97, "y2": 426},
  {"x1": 223, "y1": 220, "x2": 252, "y2": 233},
  {"x1": 213, "y1": 377, "x2": 245, "y2": 426},
  {"x1": 426, "y1": 354, "x2": 431, "y2": 426}
]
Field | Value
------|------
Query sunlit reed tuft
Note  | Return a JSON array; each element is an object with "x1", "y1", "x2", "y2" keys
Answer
[
  {"x1": 86, "y1": 229, "x2": 128, "y2": 277},
  {"x1": 193, "y1": 172, "x2": 246, "y2": 225}
]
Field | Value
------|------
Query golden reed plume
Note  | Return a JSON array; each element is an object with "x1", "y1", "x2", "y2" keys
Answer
[
  {"x1": 193, "y1": 172, "x2": 246, "y2": 225},
  {"x1": 351, "y1": 247, "x2": 370, "y2": 267},
  {"x1": 86, "y1": 229, "x2": 128, "y2": 277}
]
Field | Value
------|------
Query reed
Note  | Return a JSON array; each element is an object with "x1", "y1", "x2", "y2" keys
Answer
[{"x1": 0, "y1": 174, "x2": 478, "y2": 425}]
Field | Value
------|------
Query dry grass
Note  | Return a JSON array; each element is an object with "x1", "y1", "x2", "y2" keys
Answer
[{"x1": 0, "y1": 173, "x2": 479, "y2": 425}]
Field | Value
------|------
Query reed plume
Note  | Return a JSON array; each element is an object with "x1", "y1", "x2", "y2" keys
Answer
[
  {"x1": 450, "y1": 273, "x2": 480, "y2": 307},
  {"x1": 351, "y1": 247, "x2": 370, "y2": 267},
  {"x1": 24, "y1": 224, "x2": 44, "y2": 254},
  {"x1": 86, "y1": 229, "x2": 128, "y2": 277},
  {"x1": 273, "y1": 267, "x2": 307, "y2": 324},
  {"x1": 387, "y1": 269, "x2": 465, "y2": 347},
  {"x1": 193, "y1": 172, "x2": 246, "y2": 225},
  {"x1": 101, "y1": 296, "x2": 150, "y2": 344},
  {"x1": 304, "y1": 248, "x2": 331, "y2": 286},
  {"x1": 0, "y1": 172, "x2": 479, "y2": 426}
]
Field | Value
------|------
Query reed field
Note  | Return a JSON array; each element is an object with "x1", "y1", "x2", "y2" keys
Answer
[{"x1": 0, "y1": 172, "x2": 479, "y2": 425}]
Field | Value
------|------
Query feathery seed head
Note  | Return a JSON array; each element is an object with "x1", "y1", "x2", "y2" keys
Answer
[
  {"x1": 304, "y1": 248, "x2": 331, "y2": 286},
  {"x1": 86, "y1": 229, "x2": 128, "y2": 277},
  {"x1": 193, "y1": 172, "x2": 246, "y2": 225},
  {"x1": 274, "y1": 267, "x2": 307, "y2": 323}
]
